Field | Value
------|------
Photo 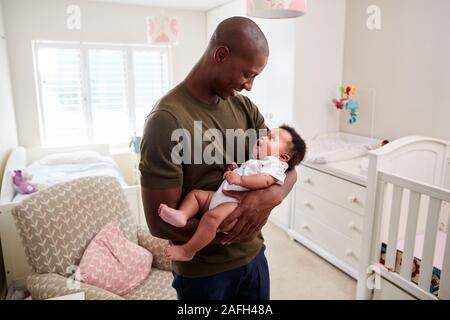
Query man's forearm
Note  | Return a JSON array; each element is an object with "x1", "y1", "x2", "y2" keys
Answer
[
  {"x1": 239, "y1": 174, "x2": 276, "y2": 190},
  {"x1": 149, "y1": 216, "x2": 200, "y2": 242},
  {"x1": 280, "y1": 169, "x2": 297, "y2": 198},
  {"x1": 141, "y1": 186, "x2": 199, "y2": 242},
  {"x1": 267, "y1": 169, "x2": 297, "y2": 204}
]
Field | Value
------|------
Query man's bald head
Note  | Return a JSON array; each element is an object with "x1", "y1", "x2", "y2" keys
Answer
[{"x1": 208, "y1": 16, "x2": 269, "y2": 59}]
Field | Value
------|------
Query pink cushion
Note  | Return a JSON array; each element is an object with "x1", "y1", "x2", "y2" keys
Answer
[{"x1": 78, "y1": 222, "x2": 152, "y2": 296}]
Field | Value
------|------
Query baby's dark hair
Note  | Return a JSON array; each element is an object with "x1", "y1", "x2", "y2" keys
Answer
[{"x1": 280, "y1": 124, "x2": 307, "y2": 170}]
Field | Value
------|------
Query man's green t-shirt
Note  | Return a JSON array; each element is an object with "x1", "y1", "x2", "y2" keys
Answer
[{"x1": 139, "y1": 83, "x2": 267, "y2": 278}]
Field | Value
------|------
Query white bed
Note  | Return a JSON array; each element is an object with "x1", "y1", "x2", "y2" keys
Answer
[
  {"x1": 357, "y1": 136, "x2": 450, "y2": 300},
  {"x1": 0, "y1": 144, "x2": 145, "y2": 288}
]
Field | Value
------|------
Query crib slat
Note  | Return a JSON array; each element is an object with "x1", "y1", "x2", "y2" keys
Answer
[
  {"x1": 371, "y1": 180, "x2": 387, "y2": 264},
  {"x1": 438, "y1": 213, "x2": 450, "y2": 300},
  {"x1": 418, "y1": 197, "x2": 441, "y2": 291},
  {"x1": 386, "y1": 185, "x2": 403, "y2": 270},
  {"x1": 400, "y1": 191, "x2": 421, "y2": 280}
]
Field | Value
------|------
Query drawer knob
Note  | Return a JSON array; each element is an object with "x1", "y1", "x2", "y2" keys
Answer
[
  {"x1": 348, "y1": 221, "x2": 359, "y2": 231},
  {"x1": 301, "y1": 223, "x2": 310, "y2": 230},
  {"x1": 303, "y1": 178, "x2": 312, "y2": 184},
  {"x1": 348, "y1": 195, "x2": 358, "y2": 203},
  {"x1": 303, "y1": 201, "x2": 311, "y2": 207},
  {"x1": 345, "y1": 249, "x2": 355, "y2": 257}
]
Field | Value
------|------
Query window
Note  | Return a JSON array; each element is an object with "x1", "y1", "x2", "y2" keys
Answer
[{"x1": 34, "y1": 41, "x2": 171, "y2": 147}]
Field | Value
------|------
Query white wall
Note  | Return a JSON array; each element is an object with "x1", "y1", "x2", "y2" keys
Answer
[
  {"x1": 207, "y1": 0, "x2": 297, "y2": 131},
  {"x1": 0, "y1": 0, "x2": 3, "y2": 35},
  {"x1": 207, "y1": 0, "x2": 346, "y2": 229},
  {"x1": 2, "y1": 0, "x2": 206, "y2": 147},
  {"x1": 342, "y1": 0, "x2": 450, "y2": 141},
  {"x1": 293, "y1": 0, "x2": 346, "y2": 140},
  {"x1": 207, "y1": 0, "x2": 346, "y2": 141},
  {"x1": 0, "y1": 0, "x2": 19, "y2": 189}
]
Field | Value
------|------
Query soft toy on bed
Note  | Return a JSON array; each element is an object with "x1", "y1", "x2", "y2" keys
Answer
[{"x1": 12, "y1": 170, "x2": 38, "y2": 195}]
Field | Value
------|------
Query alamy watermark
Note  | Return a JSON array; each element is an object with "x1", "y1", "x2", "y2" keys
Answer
[
  {"x1": 170, "y1": 121, "x2": 270, "y2": 165},
  {"x1": 66, "y1": 265, "x2": 82, "y2": 290},
  {"x1": 366, "y1": 265, "x2": 382, "y2": 290},
  {"x1": 66, "y1": 5, "x2": 81, "y2": 30},
  {"x1": 367, "y1": 5, "x2": 382, "y2": 30}
]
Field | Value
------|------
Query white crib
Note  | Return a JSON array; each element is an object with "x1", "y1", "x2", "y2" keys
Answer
[{"x1": 357, "y1": 136, "x2": 450, "y2": 300}]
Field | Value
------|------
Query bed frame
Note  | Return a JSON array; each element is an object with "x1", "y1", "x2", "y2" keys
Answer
[
  {"x1": 0, "y1": 145, "x2": 145, "y2": 288},
  {"x1": 357, "y1": 136, "x2": 450, "y2": 300}
]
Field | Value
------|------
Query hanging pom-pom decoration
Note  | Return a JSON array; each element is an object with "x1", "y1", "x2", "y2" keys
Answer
[{"x1": 333, "y1": 84, "x2": 359, "y2": 125}]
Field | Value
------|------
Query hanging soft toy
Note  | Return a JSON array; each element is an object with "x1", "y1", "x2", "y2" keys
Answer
[{"x1": 333, "y1": 85, "x2": 359, "y2": 125}]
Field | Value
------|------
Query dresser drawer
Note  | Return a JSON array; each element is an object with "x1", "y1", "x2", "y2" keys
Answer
[
  {"x1": 294, "y1": 212, "x2": 360, "y2": 270},
  {"x1": 297, "y1": 165, "x2": 366, "y2": 215},
  {"x1": 295, "y1": 188, "x2": 363, "y2": 243}
]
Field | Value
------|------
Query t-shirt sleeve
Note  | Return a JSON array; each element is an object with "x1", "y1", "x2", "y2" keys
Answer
[
  {"x1": 259, "y1": 157, "x2": 289, "y2": 186},
  {"x1": 139, "y1": 110, "x2": 183, "y2": 189}
]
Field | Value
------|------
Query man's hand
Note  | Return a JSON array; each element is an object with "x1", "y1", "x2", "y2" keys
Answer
[
  {"x1": 223, "y1": 171, "x2": 242, "y2": 186},
  {"x1": 218, "y1": 187, "x2": 282, "y2": 244},
  {"x1": 225, "y1": 162, "x2": 238, "y2": 172},
  {"x1": 218, "y1": 169, "x2": 297, "y2": 244}
]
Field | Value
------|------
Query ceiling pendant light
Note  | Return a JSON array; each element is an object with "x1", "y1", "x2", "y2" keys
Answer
[{"x1": 247, "y1": 0, "x2": 307, "y2": 19}]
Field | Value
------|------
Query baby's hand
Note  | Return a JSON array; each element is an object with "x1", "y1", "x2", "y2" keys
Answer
[
  {"x1": 226, "y1": 162, "x2": 238, "y2": 172},
  {"x1": 223, "y1": 171, "x2": 242, "y2": 186}
]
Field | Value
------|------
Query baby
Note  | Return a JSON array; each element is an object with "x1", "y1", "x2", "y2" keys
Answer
[{"x1": 159, "y1": 125, "x2": 307, "y2": 261}]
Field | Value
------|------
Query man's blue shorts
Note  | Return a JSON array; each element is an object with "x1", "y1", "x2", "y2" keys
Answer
[{"x1": 172, "y1": 245, "x2": 270, "y2": 300}]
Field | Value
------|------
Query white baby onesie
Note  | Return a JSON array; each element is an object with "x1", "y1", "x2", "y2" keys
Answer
[{"x1": 209, "y1": 156, "x2": 289, "y2": 210}]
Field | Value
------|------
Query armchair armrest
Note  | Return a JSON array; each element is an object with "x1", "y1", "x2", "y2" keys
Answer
[
  {"x1": 137, "y1": 226, "x2": 172, "y2": 272},
  {"x1": 27, "y1": 273, "x2": 124, "y2": 300}
]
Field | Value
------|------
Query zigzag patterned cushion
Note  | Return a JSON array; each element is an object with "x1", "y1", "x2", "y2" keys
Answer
[{"x1": 78, "y1": 222, "x2": 153, "y2": 296}]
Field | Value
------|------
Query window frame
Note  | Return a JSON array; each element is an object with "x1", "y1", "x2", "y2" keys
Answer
[{"x1": 32, "y1": 40, "x2": 173, "y2": 148}]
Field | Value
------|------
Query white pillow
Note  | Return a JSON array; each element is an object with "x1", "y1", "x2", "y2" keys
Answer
[{"x1": 39, "y1": 151, "x2": 102, "y2": 165}]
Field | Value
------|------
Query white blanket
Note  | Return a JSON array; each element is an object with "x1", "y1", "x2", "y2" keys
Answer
[
  {"x1": 13, "y1": 157, "x2": 127, "y2": 202},
  {"x1": 305, "y1": 137, "x2": 372, "y2": 164}
]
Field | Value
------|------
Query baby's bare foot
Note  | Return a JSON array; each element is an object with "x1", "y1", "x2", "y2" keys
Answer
[
  {"x1": 158, "y1": 204, "x2": 187, "y2": 227},
  {"x1": 164, "y1": 245, "x2": 194, "y2": 262}
]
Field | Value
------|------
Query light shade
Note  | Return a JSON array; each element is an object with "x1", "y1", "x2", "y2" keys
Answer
[
  {"x1": 146, "y1": 16, "x2": 179, "y2": 45},
  {"x1": 247, "y1": 0, "x2": 307, "y2": 19}
]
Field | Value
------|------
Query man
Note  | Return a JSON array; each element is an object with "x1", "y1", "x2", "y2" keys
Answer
[{"x1": 139, "y1": 16, "x2": 297, "y2": 300}]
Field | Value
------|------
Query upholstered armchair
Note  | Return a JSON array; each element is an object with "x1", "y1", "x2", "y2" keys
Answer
[{"x1": 12, "y1": 176, "x2": 176, "y2": 300}]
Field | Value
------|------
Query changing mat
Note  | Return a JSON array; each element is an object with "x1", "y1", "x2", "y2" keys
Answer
[{"x1": 305, "y1": 137, "x2": 372, "y2": 164}]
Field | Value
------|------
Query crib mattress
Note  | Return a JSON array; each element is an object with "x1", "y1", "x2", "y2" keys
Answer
[
  {"x1": 397, "y1": 231, "x2": 446, "y2": 270},
  {"x1": 380, "y1": 232, "x2": 447, "y2": 297}
]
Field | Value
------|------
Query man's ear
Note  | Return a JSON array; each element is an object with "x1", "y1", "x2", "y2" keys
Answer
[
  {"x1": 280, "y1": 153, "x2": 291, "y2": 162},
  {"x1": 214, "y1": 46, "x2": 230, "y2": 63}
]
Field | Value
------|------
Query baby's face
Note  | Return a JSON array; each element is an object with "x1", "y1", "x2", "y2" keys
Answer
[{"x1": 252, "y1": 128, "x2": 292, "y2": 161}]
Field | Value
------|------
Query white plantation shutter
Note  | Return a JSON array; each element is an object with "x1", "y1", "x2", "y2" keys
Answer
[
  {"x1": 35, "y1": 42, "x2": 171, "y2": 147},
  {"x1": 88, "y1": 49, "x2": 129, "y2": 144},
  {"x1": 37, "y1": 47, "x2": 88, "y2": 146},
  {"x1": 133, "y1": 49, "x2": 170, "y2": 136}
]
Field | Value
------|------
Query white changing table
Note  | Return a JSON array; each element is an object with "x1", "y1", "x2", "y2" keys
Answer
[{"x1": 288, "y1": 133, "x2": 382, "y2": 279}]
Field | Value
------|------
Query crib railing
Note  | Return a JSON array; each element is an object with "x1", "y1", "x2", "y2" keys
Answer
[{"x1": 373, "y1": 171, "x2": 450, "y2": 300}]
